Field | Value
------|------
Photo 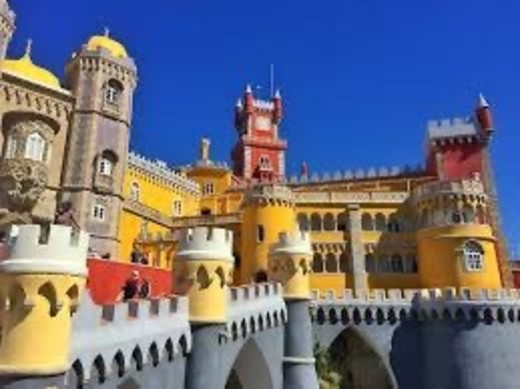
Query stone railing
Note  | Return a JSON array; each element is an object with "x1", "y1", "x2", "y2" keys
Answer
[
  {"x1": 170, "y1": 213, "x2": 241, "y2": 229},
  {"x1": 413, "y1": 178, "x2": 485, "y2": 201},
  {"x1": 294, "y1": 191, "x2": 410, "y2": 205},
  {"x1": 243, "y1": 184, "x2": 294, "y2": 206},
  {"x1": 123, "y1": 200, "x2": 173, "y2": 228}
]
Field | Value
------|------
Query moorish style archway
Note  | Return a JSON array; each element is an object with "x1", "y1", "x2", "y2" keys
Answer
[{"x1": 225, "y1": 338, "x2": 273, "y2": 389}]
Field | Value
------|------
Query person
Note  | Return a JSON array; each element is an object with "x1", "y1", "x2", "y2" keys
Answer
[
  {"x1": 130, "y1": 246, "x2": 141, "y2": 264},
  {"x1": 121, "y1": 270, "x2": 141, "y2": 301},
  {"x1": 139, "y1": 278, "x2": 151, "y2": 298},
  {"x1": 140, "y1": 253, "x2": 149, "y2": 266},
  {"x1": 54, "y1": 201, "x2": 79, "y2": 229}
]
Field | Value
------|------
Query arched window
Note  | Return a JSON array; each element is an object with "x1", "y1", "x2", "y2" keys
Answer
[
  {"x1": 339, "y1": 252, "x2": 350, "y2": 273},
  {"x1": 390, "y1": 254, "x2": 404, "y2": 273},
  {"x1": 387, "y1": 214, "x2": 400, "y2": 232},
  {"x1": 365, "y1": 254, "x2": 376, "y2": 273},
  {"x1": 4, "y1": 135, "x2": 17, "y2": 158},
  {"x1": 259, "y1": 155, "x2": 271, "y2": 169},
  {"x1": 203, "y1": 183, "x2": 215, "y2": 196},
  {"x1": 323, "y1": 213, "x2": 335, "y2": 231},
  {"x1": 311, "y1": 213, "x2": 322, "y2": 231},
  {"x1": 297, "y1": 213, "x2": 309, "y2": 232},
  {"x1": 337, "y1": 211, "x2": 349, "y2": 232},
  {"x1": 463, "y1": 241, "x2": 484, "y2": 272},
  {"x1": 361, "y1": 213, "x2": 374, "y2": 231},
  {"x1": 462, "y1": 205, "x2": 476, "y2": 224},
  {"x1": 25, "y1": 132, "x2": 45, "y2": 162},
  {"x1": 201, "y1": 208, "x2": 211, "y2": 216},
  {"x1": 325, "y1": 253, "x2": 338, "y2": 273},
  {"x1": 312, "y1": 253, "x2": 324, "y2": 273},
  {"x1": 375, "y1": 213, "x2": 386, "y2": 232},
  {"x1": 129, "y1": 182, "x2": 140, "y2": 202},
  {"x1": 105, "y1": 79, "x2": 123, "y2": 105},
  {"x1": 405, "y1": 254, "x2": 418, "y2": 273},
  {"x1": 172, "y1": 200, "x2": 183, "y2": 216},
  {"x1": 379, "y1": 255, "x2": 391, "y2": 273},
  {"x1": 451, "y1": 211, "x2": 462, "y2": 224}
]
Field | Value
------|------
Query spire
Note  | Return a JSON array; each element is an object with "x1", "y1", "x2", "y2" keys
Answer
[
  {"x1": 478, "y1": 93, "x2": 489, "y2": 108},
  {"x1": 104, "y1": 27, "x2": 110, "y2": 37},
  {"x1": 245, "y1": 83, "x2": 252, "y2": 94},
  {"x1": 236, "y1": 98, "x2": 243, "y2": 108},
  {"x1": 23, "y1": 39, "x2": 32, "y2": 59},
  {"x1": 301, "y1": 161, "x2": 309, "y2": 177},
  {"x1": 274, "y1": 88, "x2": 281, "y2": 99}
]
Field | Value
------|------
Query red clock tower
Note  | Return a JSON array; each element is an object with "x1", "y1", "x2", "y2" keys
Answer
[{"x1": 231, "y1": 85, "x2": 287, "y2": 183}]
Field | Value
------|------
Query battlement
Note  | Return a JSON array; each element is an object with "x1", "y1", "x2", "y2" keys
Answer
[
  {"x1": 413, "y1": 178, "x2": 486, "y2": 202},
  {"x1": 312, "y1": 288, "x2": 520, "y2": 303},
  {"x1": 71, "y1": 293, "x2": 191, "y2": 381},
  {"x1": 176, "y1": 227, "x2": 233, "y2": 262},
  {"x1": 226, "y1": 283, "x2": 287, "y2": 337},
  {"x1": 128, "y1": 151, "x2": 201, "y2": 195},
  {"x1": 0, "y1": 224, "x2": 89, "y2": 276},
  {"x1": 270, "y1": 231, "x2": 312, "y2": 256},
  {"x1": 253, "y1": 99, "x2": 275, "y2": 111},
  {"x1": 427, "y1": 117, "x2": 478, "y2": 140},
  {"x1": 243, "y1": 184, "x2": 294, "y2": 206},
  {"x1": 287, "y1": 164, "x2": 424, "y2": 185}
]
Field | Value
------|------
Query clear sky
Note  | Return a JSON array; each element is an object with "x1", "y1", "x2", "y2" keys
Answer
[{"x1": 7, "y1": 0, "x2": 519, "y2": 254}]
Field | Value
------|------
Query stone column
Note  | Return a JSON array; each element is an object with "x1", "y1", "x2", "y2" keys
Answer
[{"x1": 348, "y1": 204, "x2": 368, "y2": 291}]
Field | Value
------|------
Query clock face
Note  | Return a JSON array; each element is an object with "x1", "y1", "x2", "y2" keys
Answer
[{"x1": 255, "y1": 116, "x2": 271, "y2": 131}]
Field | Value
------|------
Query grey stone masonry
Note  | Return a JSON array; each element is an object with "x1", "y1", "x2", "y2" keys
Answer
[{"x1": 348, "y1": 204, "x2": 368, "y2": 291}]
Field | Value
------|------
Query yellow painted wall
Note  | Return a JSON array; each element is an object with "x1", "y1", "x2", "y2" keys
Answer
[
  {"x1": 417, "y1": 224, "x2": 501, "y2": 289},
  {"x1": 240, "y1": 203, "x2": 296, "y2": 284},
  {"x1": 310, "y1": 274, "x2": 353, "y2": 296}
]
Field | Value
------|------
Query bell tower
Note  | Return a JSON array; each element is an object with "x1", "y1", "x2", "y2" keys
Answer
[{"x1": 232, "y1": 85, "x2": 287, "y2": 183}]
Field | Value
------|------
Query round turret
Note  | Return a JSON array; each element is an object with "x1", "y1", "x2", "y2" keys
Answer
[
  {"x1": 240, "y1": 184, "x2": 296, "y2": 283},
  {"x1": 413, "y1": 177, "x2": 501, "y2": 288},
  {"x1": 0, "y1": 225, "x2": 89, "y2": 375},
  {"x1": 175, "y1": 227, "x2": 234, "y2": 324},
  {"x1": 268, "y1": 230, "x2": 313, "y2": 299}
]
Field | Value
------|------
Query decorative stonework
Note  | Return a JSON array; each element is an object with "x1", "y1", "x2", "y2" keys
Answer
[{"x1": 242, "y1": 184, "x2": 294, "y2": 207}]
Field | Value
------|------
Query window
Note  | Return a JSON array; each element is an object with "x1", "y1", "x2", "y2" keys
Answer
[
  {"x1": 259, "y1": 155, "x2": 271, "y2": 169},
  {"x1": 365, "y1": 254, "x2": 376, "y2": 273},
  {"x1": 463, "y1": 241, "x2": 484, "y2": 272},
  {"x1": 361, "y1": 213, "x2": 374, "y2": 231},
  {"x1": 129, "y1": 182, "x2": 140, "y2": 202},
  {"x1": 173, "y1": 200, "x2": 183, "y2": 216},
  {"x1": 312, "y1": 253, "x2": 324, "y2": 273},
  {"x1": 105, "y1": 79, "x2": 123, "y2": 105},
  {"x1": 297, "y1": 213, "x2": 309, "y2": 232},
  {"x1": 390, "y1": 255, "x2": 404, "y2": 273},
  {"x1": 92, "y1": 204, "x2": 106, "y2": 221},
  {"x1": 203, "y1": 183, "x2": 214, "y2": 196},
  {"x1": 99, "y1": 157, "x2": 113, "y2": 176},
  {"x1": 25, "y1": 132, "x2": 45, "y2": 162},
  {"x1": 4, "y1": 136, "x2": 17, "y2": 158},
  {"x1": 257, "y1": 225, "x2": 265, "y2": 242}
]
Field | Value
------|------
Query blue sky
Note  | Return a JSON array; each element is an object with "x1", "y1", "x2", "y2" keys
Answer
[{"x1": 7, "y1": 0, "x2": 519, "y2": 253}]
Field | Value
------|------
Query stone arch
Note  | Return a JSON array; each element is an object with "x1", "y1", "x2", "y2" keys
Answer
[
  {"x1": 164, "y1": 338, "x2": 174, "y2": 362},
  {"x1": 375, "y1": 213, "x2": 386, "y2": 232},
  {"x1": 311, "y1": 213, "x2": 322, "y2": 231},
  {"x1": 337, "y1": 211, "x2": 349, "y2": 232},
  {"x1": 69, "y1": 359, "x2": 84, "y2": 389},
  {"x1": 131, "y1": 346, "x2": 143, "y2": 371},
  {"x1": 38, "y1": 281, "x2": 59, "y2": 317},
  {"x1": 149, "y1": 342, "x2": 159, "y2": 367},
  {"x1": 325, "y1": 252, "x2": 338, "y2": 273},
  {"x1": 113, "y1": 350, "x2": 125, "y2": 378},
  {"x1": 339, "y1": 252, "x2": 350, "y2": 273},
  {"x1": 90, "y1": 354, "x2": 106, "y2": 384},
  {"x1": 312, "y1": 252, "x2": 324, "y2": 273},
  {"x1": 326, "y1": 326, "x2": 398, "y2": 389},
  {"x1": 361, "y1": 213, "x2": 374, "y2": 231},
  {"x1": 323, "y1": 213, "x2": 336, "y2": 231},
  {"x1": 297, "y1": 213, "x2": 309, "y2": 231},
  {"x1": 225, "y1": 338, "x2": 274, "y2": 389}
]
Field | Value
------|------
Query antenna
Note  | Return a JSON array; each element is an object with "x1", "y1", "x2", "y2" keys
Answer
[{"x1": 270, "y1": 64, "x2": 274, "y2": 98}]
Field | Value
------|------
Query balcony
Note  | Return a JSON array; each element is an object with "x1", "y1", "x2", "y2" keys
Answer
[{"x1": 170, "y1": 213, "x2": 241, "y2": 229}]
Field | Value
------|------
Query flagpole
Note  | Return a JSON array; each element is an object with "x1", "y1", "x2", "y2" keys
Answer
[{"x1": 270, "y1": 64, "x2": 274, "y2": 98}]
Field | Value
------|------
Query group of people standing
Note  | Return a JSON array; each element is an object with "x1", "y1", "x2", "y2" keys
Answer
[{"x1": 120, "y1": 270, "x2": 151, "y2": 301}]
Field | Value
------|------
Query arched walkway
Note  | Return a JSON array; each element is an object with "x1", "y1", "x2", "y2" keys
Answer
[
  {"x1": 225, "y1": 338, "x2": 273, "y2": 389},
  {"x1": 326, "y1": 327, "x2": 397, "y2": 389}
]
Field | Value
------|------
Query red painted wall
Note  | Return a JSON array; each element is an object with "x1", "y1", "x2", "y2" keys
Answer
[
  {"x1": 86, "y1": 258, "x2": 173, "y2": 305},
  {"x1": 512, "y1": 268, "x2": 520, "y2": 288},
  {"x1": 429, "y1": 143, "x2": 484, "y2": 180}
]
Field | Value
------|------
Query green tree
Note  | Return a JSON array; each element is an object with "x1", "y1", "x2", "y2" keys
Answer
[{"x1": 314, "y1": 342, "x2": 342, "y2": 389}]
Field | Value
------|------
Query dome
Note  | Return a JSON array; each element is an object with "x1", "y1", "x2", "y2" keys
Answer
[
  {"x1": 1, "y1": 41, "x2": 61, "y2": 89},
  {"x1": 86, "y1": 32, "x2": 128, "y2": 58}
]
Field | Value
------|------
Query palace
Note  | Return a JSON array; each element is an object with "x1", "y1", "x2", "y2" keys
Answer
[{"x1": 0, "y1": 2, "x2": 518, "y2": 389}]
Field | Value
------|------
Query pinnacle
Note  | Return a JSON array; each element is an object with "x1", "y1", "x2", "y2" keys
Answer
[{"x1": 478, "y1": 93, "x2": 489, "y2": 108}]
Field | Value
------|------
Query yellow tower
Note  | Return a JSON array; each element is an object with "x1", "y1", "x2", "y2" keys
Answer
[
  {"x1": 268, "y1": 230, "x2": 313, "y2": 299},
  {"x1": 414, "y1": 177, "x2": 502, "y2": 289},
  {"x1": 0, "y1": 225, "x2": 88, "y2": 375},
  {"x1": 175, "y1": 226, "x2": 234, "y2": 323},
  {"x1": 240, "y1": 184, "x2": 296, "y2": 284}
]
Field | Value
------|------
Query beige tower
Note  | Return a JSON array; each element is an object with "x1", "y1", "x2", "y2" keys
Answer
[{"x1": 61, "y1": 31, "x2": 137, "y2": 257}]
